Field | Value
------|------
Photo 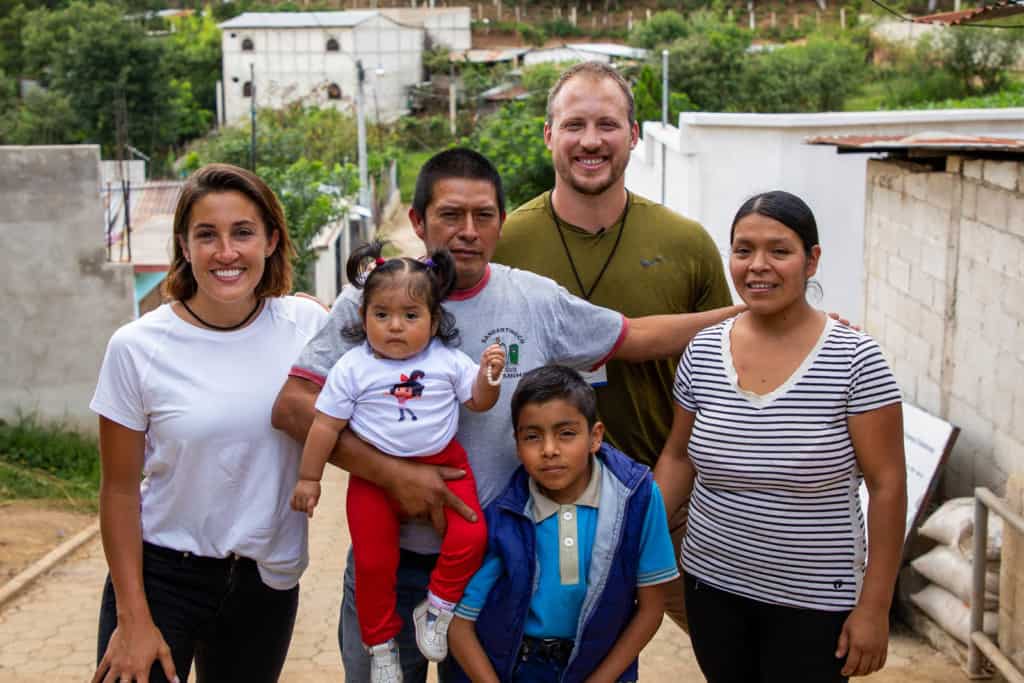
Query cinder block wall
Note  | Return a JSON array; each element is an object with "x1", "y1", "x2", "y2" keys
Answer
[
  {"x1": 863, "y1": 156, "x2": 1024, "y2": 496},
  {"x1": 0, "y1": 146, "x2": 134, "y2": 431}
]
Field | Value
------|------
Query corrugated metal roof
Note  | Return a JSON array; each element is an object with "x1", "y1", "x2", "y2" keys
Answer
[
  {"x1": 564, "y1": 42, "x2": 648, "y2": 59},
  {"x1": 104, "y1": 181, "x2": 184, "y2": 267},
  {"x1": 480, "y1": 83, "x2": 528, "y2": 101},
  {"x1": 806, "y1": 132, "x2": 1024, "y2": 155},
  {"x1": 219, "y1": 11, "x2": 380, "y2": 30},
  {"x1": 914, "y1": 0, "x2": 1024, "y2": 24}
]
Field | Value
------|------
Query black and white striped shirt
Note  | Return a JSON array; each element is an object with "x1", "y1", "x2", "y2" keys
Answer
[{"x1": 674, "y1": 316, "x2": 901, "y2": 611}]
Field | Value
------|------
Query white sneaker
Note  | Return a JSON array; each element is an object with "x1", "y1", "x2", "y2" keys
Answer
[
  {"x1": 367, "y1": 639, "x2": 403, "y2": 683},
  {"x1": 413, "y1": 599, "x2": 454, "y2": 662}
]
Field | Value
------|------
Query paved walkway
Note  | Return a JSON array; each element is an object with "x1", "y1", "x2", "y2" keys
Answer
[{"x1": 0, "y1": 210, "x2": 968, "y2": 681}]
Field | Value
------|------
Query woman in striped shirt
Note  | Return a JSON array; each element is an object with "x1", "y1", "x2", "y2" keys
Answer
[{"x1": 655, "y1": 191, "x2": 907, "y2": 682}]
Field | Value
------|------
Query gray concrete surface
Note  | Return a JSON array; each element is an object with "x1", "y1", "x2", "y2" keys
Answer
[{"x1": 0, "y1": 145, "x2": 134, "y2": 431}]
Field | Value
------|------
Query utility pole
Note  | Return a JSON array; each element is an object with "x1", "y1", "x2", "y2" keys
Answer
[
  {"x1": 356, "y1": 59, "x2": 370, "y2": 210},
  {"x1": 250, "y1": 63, "x2": 257, "y2": 171},
  {"x1": 448, "y1": 62, "x2": 457, "y2": 137},
  {"x1": 661, "y1": 49, "x2": 668, "y2": 206}
]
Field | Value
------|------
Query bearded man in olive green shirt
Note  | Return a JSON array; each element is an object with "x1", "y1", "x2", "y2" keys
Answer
[{"x1": 492, "y1": 61, "x2": 732, "y2": 632}]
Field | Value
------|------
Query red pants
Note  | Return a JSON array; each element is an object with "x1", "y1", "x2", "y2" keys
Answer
[{"x1": 346, "y1": 439, "x2": 487, "y2": 646}]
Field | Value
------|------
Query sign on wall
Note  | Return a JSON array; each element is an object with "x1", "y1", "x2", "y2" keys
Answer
[{"x1": 859, "y1": 401, "x2": 960, "y2": 544}]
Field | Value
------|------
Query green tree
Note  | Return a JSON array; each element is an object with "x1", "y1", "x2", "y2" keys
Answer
[
  {"x1": 629, "y1": 10, "x2": 689, "y2": 49},
  {"x1": 0, "y1": 85, "x2": 80, "y2": 143},
  {"x1": 739, "y1": 37, "x2": 868, "y2": 112},
  {"x1": 520, "y1": 62, "x2": 561, "y2": 116},
  {"x1": 940, "y1": 29, "x2": 1022, "y2": 96},
  {"x1": 22, "y1": 1, "x2": 193, "y2": 152},
  {"x1": 165, "y1": 9, "x2": 222, "y2": 116},
  {"x1": 665, "y1": 12, "x2": 750, "y2": 111},
  {"x1": 258, "y1": 158, "x2": 359, "y2": 293},
  {"x1": 470, "y1": 101, "x2": 553, "y2": 210},
  {"x1": 632, "y1": 64, "x2": 695, "y2": 123}
]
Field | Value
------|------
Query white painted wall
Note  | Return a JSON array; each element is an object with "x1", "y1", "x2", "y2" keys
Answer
[
  {"x1": 222, "y1": 15, "x2": 423, "y2": 123},
  {"x1": 625, "y1": 109, "x2": 1024, "y2": 324}
]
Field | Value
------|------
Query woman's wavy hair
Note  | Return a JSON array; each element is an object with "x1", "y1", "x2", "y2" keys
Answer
[
  {"x1": 163, "y1": 163, "x2": 294, "y2": 301},
  {"x1": 344, "y1": 240, "x2": 460, "y2": 347}
]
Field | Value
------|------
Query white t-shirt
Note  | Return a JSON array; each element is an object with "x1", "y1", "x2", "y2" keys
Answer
[
  {"x1": 315, "y1": 340, "x2": 478, "y2": 458},
  {"x1": 90, "y1": 297, "x2": 328, "y2": 590}
]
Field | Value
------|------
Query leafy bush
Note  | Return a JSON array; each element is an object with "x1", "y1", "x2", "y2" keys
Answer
[
  {"x1": 739, "y1": 36, "x2": 868, "y2": 112},
  {"x1": 541, "y1": 18, "x2": 583, "y2": 38},
  {"x1": 518, "y1": 23, "x2": 547, "y2": 47},
  {"x1": 629, "y1": 10, "x2": 689, "y2": 49},
  {"x1": 665, "y1": 12, "x2": 751, "y2": 111}
]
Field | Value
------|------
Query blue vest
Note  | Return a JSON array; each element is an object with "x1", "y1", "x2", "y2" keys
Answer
[{"x1": 451, "y1": 443, "x2": 653, "y2": 683}]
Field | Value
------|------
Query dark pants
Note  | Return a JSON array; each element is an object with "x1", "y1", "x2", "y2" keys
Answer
[
  {"x1": 684, "y1": 572, "x2": 850, "y2": 683},
  {"x1": 98, "y1": 542, "x2": 299, "y2": 683},
  {"x1": 338, "y1": 547, "x2": 455, "y2": 682}
]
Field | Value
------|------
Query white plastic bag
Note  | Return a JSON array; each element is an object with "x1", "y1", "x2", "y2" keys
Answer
[
  {"x1": 911, "y1": 546, "x2": 998, "y2": 608},
  {"x1": 918, "y1": 498, "x2": 1003, "y2": 560},
  {"x1": 910, "y1": 584, "x2": 998, "y2": 645}
]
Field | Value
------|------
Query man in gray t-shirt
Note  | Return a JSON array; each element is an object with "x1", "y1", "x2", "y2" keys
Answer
[{"x1": 272, "y1": 149, "x2": 738, "y2": 682}]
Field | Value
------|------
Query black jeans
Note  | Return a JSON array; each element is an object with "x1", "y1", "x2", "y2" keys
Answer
[
  {"x1": 683, "y1": 572, "x2": 850, "y2": 683},
  {"x1": 98, "y1": 542, "x2": 299, "y2": 683}
]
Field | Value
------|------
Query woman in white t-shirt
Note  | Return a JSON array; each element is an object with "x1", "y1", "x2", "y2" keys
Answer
[
  {"x1": 89, "y1": 164, "x2": 328, "y2": 683},
  {"x1": 655, "y1": 191, "x2": 907, "y2": 682}
]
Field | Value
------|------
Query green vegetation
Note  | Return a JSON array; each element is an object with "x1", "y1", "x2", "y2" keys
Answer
[
  {"x1": 1, "y1": 0, "x2": 221, "y2": 173},
  {"x1": 0, "y1": 415, "x2": 100, "y2": 511}
]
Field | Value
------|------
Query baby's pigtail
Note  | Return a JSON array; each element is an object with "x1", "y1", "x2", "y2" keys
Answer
[
  {"x1": 427, "y1": 248, "x2": 458, "y2": 300},
  {"x1": 346, "y1": 240, "x2": 388, "y2": 288}
]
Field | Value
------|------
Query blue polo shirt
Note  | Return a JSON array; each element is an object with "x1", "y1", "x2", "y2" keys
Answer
[{"x1": 455, "y1": 458, "x2": 678, "y2": 639}]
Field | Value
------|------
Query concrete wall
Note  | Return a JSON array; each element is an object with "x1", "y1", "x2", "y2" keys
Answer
[
  {"x1": 863, "y1": 155, "x2": 1024, "y2": 496},
  {"x1": 0, "y1": 146, "x2": 135, "y2": 431},
  {"x1": 625, "y1": 109, "x2": 1024, "y2": 324},
  {"x1": 222, "y1": 16, "x2": 423, "y2": 123}
]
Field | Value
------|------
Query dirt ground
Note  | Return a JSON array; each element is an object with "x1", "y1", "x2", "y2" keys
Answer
[{"x1": 0, "y1": 501, "x2": 95, "y2": 582}]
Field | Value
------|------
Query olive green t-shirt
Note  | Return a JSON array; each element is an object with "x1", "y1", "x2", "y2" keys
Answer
[{"x1": 493, "y1": 191, "x2": 732, "y2": 467}]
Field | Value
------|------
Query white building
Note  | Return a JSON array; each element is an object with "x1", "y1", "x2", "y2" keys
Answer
[
  {"x1": 219, "y1": 9, "x2": 468, "y2": 124},
  {"x1": 624, "y1": 108, "x2": 1024, "y2": 324}
]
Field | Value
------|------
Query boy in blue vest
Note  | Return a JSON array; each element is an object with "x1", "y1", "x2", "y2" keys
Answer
[{"x1": 447, "y1": 365, "x2": 679, "y2": 682}]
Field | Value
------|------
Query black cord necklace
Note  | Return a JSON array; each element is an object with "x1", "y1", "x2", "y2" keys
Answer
[
  {"x1": 548, "y1": 190, "x2": 631, "y2": 302},
  {"x1": 181, "y1": 298, "x2": 262, "y2": 331}
]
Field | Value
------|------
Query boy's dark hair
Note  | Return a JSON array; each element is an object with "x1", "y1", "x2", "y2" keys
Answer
[
  {"x1": 511, "y1": 365, "x2": 598, "y2": 430},
  {"x1": 343, "y1": 240, "x2": 460, "y2": 347},
  {"x1": 412, "y1": 148, "x2": 506, "y2": 219}
]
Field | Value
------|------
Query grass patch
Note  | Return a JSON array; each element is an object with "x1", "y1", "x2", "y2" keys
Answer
[{"x1": 0, "y1": 414, "x2": 100, "y2": 511}]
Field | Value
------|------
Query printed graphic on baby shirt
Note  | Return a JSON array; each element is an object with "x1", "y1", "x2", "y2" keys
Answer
[{"x1": 388, "y1": 370, "x2": 425, "y2": 421}]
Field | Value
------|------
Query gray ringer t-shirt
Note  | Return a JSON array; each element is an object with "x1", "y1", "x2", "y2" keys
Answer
[{"x1": 291, "y1": 263, "x2": 627, "y2": 554}]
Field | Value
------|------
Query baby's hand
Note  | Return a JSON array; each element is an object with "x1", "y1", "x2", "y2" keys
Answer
[
  {"x1": 480, "y1": 344, "x2": 506, "y2": 381},
  {"x1": 291, "y1": 479, "x2": 322, "y2": 518}
]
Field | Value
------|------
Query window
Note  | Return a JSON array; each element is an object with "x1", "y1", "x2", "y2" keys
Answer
[
  {"x1": 326, "y1": 37, "x2": 339, "y2": 52},
  {"x1": 327, "y1": 83, "x2": 342, "y2": 100},
  {"x1": 241, "y1": 37, "x2": 254, "y2": 51},
  {"x1": 242, "y1": 81, "x2": 253, "y2": 98}
]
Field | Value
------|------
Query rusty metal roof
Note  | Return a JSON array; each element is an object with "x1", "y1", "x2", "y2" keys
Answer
[
  {"x1": 806, "y1": 132, "x2": 1024, "y2": 156},
  {"x1": 914, "y1": 0, "x2": 1024, "y2": 25}
]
